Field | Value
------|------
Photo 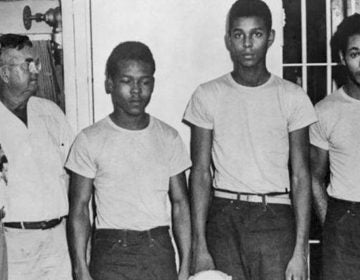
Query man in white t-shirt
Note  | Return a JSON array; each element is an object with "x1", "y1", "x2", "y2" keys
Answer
[
  {"x1": 66, "y1": 41, "x2": 191, "y2": 280},
  {"x1": 310, "y1": 14, "x2": 360, "y2": 280},
  {"x1": 183, "y1": 1, "x2": 316, "y2": 279}
]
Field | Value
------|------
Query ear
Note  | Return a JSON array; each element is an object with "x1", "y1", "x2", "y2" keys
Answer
[
  {"x1": 224, "y1": 33, "x2": 232, "y2": 51},
  {"x1": 0, "y1": 67, "x2": 9, "y2": 84},
  {"x1": 339, "y1": 51, "x2": 346, "y2": 66},
  {"x1": 105, "y1": 78, "x2": 113, "y2": 94},
  {"x1": 267, "y1": 29, "x2": 275, "y2": 48}
]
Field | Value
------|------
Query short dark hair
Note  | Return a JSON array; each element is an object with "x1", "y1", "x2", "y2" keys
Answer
[
  {"x1": 227, "y1": 0, "x2": 272, "y2": 33},
  {"x1": 0, "y1": 34, "x2": 32, "y2": 53},
  {"x1": 331, "y1": 13, "x2": 360, "y2": 62},
  {"x1": 105, "y1": 41, "x2": 155, "y2": 80},
  {"x1": 0, "y1": 34, "x2": 33, "y2": 66}
]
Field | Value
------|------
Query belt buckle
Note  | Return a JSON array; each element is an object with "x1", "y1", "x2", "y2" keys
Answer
[
  {"x1": 240, "y1": 194, "x2": 251, "y2": 202},
  {"x1": 41, "y1": 221, "x2": 47, "y2": 229}
]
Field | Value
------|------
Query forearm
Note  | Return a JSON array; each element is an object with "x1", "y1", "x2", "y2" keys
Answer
[
  {"x1": 312, "y1": 177, "x2": 328, "y2": 225},
  {"x1": 172, "y1": 199, "x2": 191, "y2": 275},
  {"x1": 68, "y1": 206, "x2": 92, "y2": 277},
  {"x1": 189, "y1": 168, "x2": 212, "y2": 247},
  {"x1": 291, "y1": 174, "x2": 311, "y2": 255}
]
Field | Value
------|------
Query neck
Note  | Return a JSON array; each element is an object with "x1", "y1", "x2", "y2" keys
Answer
[
  {"x1": 0, "y1": 87, "x2": 29, "y2": 111},
  {"x1": 232, "y1": 64, "x2": 270, "y2": 87},
  {"x1": 343, "y1": 79, "x2": 360, "y2": 101},
  {"x1": 0, "y1": 90, "x2": 29, "y2": 125},
  {"x1": 110, "y1": 111, "x2": 150, "y2": 130}
]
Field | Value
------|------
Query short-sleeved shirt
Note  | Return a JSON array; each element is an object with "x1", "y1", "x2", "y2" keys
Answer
[
  {"x1": 0, "y1": 97, "x2": 74, "y2": 222},
  {"x1": 310, "y1": 87, "x2": 360, "y2": 201},
  {"x1": 184, "y1": 73, "x2": 317, "y2": 194},
  {"x1": 65, "y1": 115, "x2": 191, "y2": 230}
]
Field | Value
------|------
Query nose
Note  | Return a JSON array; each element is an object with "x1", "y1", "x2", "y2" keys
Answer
[
  {"x1": 130, "y1": 80, "x2": 141, "y2": 95},
  {"x1": 243, "y1": 35, "x2": 253, "y2": 48}
]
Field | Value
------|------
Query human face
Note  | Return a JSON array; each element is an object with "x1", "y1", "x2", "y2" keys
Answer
[
  {"x1": 340, "y1": 34, "x2": 360, "y2": 87},
  {"x1": 109, "y1": 60, "x2": 154, "y2": 118},
  {"x1": 226, "y1": 16, "x2": 274, "y2": 69},
  {"x1": 0, "y1": 46, "x2": 40, "y2": 105}
]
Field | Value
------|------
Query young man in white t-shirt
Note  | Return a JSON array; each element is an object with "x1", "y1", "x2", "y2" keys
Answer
[
  {"x1": 183, "y1": 0, "x2": 316, "y2": 279},
  {"x1": 66, "y1": 41, "x2": 191, "y2": 280},
  {"x1": 310, "y1": 13, "x2": 360, "y2": 280}
]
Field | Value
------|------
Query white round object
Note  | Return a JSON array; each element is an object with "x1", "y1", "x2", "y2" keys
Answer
[{"x1": 189, "y1": 270, "x2": 232, "y2": 280}]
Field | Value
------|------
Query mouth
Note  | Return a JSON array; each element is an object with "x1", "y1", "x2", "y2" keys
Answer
[
  {"x1": 242, "y1": 53, "x2": 255, "y2": 59},
  {"x1": 129, "y1": 100, "x2": 142, "y2": 106}
]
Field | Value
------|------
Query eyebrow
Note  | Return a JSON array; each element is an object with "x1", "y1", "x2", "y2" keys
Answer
[
  {"x1": 347, "y1": 47, "x2": 360, "y2": 51},
  {"x1": 231, "y1": 27, "x2": 265, "y2": 32}
]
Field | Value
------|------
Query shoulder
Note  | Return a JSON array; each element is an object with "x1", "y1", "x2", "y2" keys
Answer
[
  {"x1": 151, "y1": 117, "x2": 180, "y2": 140},
  {"x1": 30, "y1": 96, "x2": 64, "y2": 117},
  {"x1": 316, "y1": 89, "x2": 342, "y2": 110},
  {"x1": 81, "y1": 117, "x2": 110, "y2": 140},
  {"x1": 272, "y1": 75, "x2": 306, "y2": 96},
  {"x1": 197, "y1": 73, "x2": 232, "y2": 94},
  {"x1": 315, "y1": 88, "x2": 344, "y2": 119}
]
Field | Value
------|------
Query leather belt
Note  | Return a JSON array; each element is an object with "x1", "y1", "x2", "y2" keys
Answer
[
  {"x1": 214, "y1": 189, "x2": 291, "y2": 205},
  {"x1": 4, "y1": 217, "x2": 64, "y2": 230}
]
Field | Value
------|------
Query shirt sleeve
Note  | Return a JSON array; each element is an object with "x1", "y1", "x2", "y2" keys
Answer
[
  {"x1": 183, "y1": 85, "x2": 214, "y2": 129},
  {"x1": 288, "y1": 87, "x2": 318, "y2": 132},
  {"x1": 309, "y1": 107, "x2": 330, "y2": 150},
  {"x1": 65, "y1": 132, "x2": 97, "y2": 179},
  {"x1": 169, "y1": 133, "x2": 192, "y2": 177}
]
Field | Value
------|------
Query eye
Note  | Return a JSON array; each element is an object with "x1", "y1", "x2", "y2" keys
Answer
[
  {"x1": 119, "y1": 78, "x2": 131, "y2": 84},
  {"x1": 232, "y1": 32, "x2": 243, "y2": 39},
  {"x1": 254, "y1": 31, "x2": 263, "y2": 38},
  {"x1": 349, "y1": 52, "x2": 360, "y2": 59},
  {"x1": 140, "y1": 78, "x2": 153, "y2": 86}
]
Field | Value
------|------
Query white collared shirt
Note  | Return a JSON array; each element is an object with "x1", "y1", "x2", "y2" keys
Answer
[{"x1": 0, "y1": 97, "x2": 74, "y2": 222}]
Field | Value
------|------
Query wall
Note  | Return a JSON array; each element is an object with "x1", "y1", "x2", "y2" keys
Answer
[
  {"x1": 0, "y1": 0, "x2": 58, "y2": 39},
  {"x1": 90, "y1": 0, "x2": 284, "y2": 146}
]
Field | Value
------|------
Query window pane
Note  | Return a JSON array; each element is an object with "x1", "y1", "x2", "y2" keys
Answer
[
  {"x1": 307, "y1": 0, "x2": 327, "y2": 63},
  {"x1": 308, "y1": 67, "x2": 327, "y2": 104},
  {"x1": 283, "y1": 0, "x2": 302, "y2": 63},
  {"x1": 283, "y1": 66, "x2": 302, "y2": 86}
]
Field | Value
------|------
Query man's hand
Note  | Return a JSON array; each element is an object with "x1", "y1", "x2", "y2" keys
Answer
[
  {"x1": 191, "y1": 247, "x2": 215, "y2": 274},
  {"x1": 285, "y1": 253, "x2": 307, "y2": 280}
]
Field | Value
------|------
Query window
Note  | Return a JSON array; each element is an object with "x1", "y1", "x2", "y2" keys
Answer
[
  {"x1": 282, "y1": 1, "x2": 360, "y2": 278},
  {"x1": 283, "y1": 0, "x2": 360, "y2": 104}
]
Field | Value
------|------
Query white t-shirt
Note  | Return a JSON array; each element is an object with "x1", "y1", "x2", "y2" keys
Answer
[
  {"x1": 310, "y1": 87, "x2": 360, "y2": 201},
  {"x1": 65, "y1": 115, "x2": 191, "y2": 230},
  {"x1": 184, "y1": 73, "x2": 317, "y2": 194},
  {"x1": 0, "y1": 97, "x2": 74, "y2": 222}
]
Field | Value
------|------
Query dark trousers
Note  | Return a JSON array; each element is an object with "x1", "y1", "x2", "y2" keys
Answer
[
  {"x1": 322, "y1": 197, "x2": 360, "y2": 280},
  {"x1": 206, "y1": 197, "x2": 296, "y2": 280},
  {"x1": 89, "y1": 226, "x2": 177, "y2": 280}
]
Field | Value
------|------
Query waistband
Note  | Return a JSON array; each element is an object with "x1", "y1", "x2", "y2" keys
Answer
[
  {"x1": 329, "y1": 196, "x2": 360, "y2": 206},
  {"x1": 94, "y1": 226, "x2": 169, "y2": 240},
  {"x1": 213, "y1": 188, "x2": 291, "y2": 205},
  {"x1": 4, "y1": 216, "x2": 65, "y2": 230}
]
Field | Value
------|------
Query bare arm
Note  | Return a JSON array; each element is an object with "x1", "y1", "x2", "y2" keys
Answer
[
  {"x1": 169, "y1": 172, "x2": 191, "y2": 280},
  {"x1": 310, "y1": 144, "x2": 329, "y2": 225},
  {"x1": 68, "y1": 172, "x2": 94, "y2": 280},
  {"x1": 189, "y1": 125, "x2": 215, "y2": 273},
  {"x1": 286, "y1": 127, "x2": 312, "y2": 280}
]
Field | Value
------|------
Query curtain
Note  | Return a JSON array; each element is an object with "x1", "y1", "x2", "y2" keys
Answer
[{"x1": 32, "y1": 40, "x2": 65, "y2": 112}]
